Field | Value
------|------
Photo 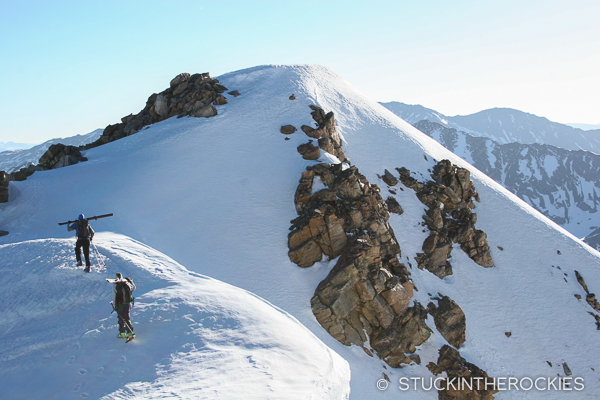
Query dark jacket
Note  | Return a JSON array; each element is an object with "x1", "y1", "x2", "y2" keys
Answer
[{"x1": 68, "y1": 220, "x2": 95, "y2": 240}]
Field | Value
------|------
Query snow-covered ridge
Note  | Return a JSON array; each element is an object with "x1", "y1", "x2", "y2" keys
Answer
[
  {"x1": 381, "y1": 101, "x2": 600, "y2": 154},
  {"x1": 0, "y1": 129, "x2": 102, "y2": 174},
  {"x1": 0, "y1": 233, "x2": 350, "y2": 399},
  {"x1": 1, "y1": 64, "x2": 599, "y2": 399}
]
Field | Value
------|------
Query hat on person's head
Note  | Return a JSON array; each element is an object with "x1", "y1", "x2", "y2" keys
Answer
[
  {"x1": 78, "y1": 214, "x2": 85, "y2": 220},
  {"x1": 116, "y1": 273, "x2": 122, "y2": 279}
]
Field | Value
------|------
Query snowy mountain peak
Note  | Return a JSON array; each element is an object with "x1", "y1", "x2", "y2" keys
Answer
[{"x1": 1, "y1": 65, "x2": 599, "y2": 399}]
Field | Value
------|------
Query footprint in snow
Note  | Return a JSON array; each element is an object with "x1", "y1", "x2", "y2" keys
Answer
[
  {"x1": 78, "y1": 368, "x2": 87, "y2": 375},
  {"x1": 97, "y1": 367, "x2": 104, "y2": 375},
  {"x1": 73, "y1": 384, "x2": 81, "y2": 392},
  {"x1": 120, "y1": 355, "x2": 127, "y2": 363},
  {"x1": 68, "y1": 356, "x2": 75, "y2": 365}
]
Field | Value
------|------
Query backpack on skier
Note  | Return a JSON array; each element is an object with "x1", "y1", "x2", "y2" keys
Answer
[{"x1": 115, "y1": 278, "x2": 135, "y2": 306}]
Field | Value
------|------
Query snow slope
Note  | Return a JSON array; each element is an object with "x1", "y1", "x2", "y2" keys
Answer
[
  {"x1": 1, "y1": 65, "x2": 600, "y2": 399},
  {"x1": 0, "y1": 233, "x2": 350, "y2": 399},
  {"x1": 0, "y1": 128, "x2": 102, "y2": 173}
]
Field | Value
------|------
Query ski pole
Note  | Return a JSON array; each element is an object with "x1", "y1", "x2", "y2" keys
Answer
[
  {"x1": 110, "y1": 301, "x2": 134, "y2": 334},
  {"x1": 92, "y1": 242, "x2": 106, "y2": 268}
]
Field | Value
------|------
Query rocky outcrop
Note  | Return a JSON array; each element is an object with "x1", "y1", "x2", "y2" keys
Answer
[
  {"x1": 574, "y1": 270, "x2": 600, "y2": 329},
  {"x1": 395, "y1": 160, "x2": 493, "y2": 278},
  {"x1": 427, "y1": 345, "x2": 498, "y2": 400},
  {"x1": 88, "y1": 72, "x2": 230, "y2": 147},
  {"x1": 300, "y1": 106, "x2": 346, "y2": 162},
  {"x1": 0, "y1": 171, "x2": 8, "y2": 203},
  {"x1": 428, "y1": 296, "x2": 466, "y2": 348},
  {"x1": 288, "y1": 161, "x2": 429, "y2": 367},
  {"x1": 280, "y1": 125, "x2": 297, "y2": 135},
  {"x1": 38, "y1": 144, "x2": 87, "y2": 170},
  {"x1": 297, "y1": 141, "x2": 320, "y2": 160}
]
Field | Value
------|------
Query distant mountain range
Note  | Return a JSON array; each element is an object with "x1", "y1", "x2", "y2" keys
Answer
[
  {"x1": 382, "y1": 102, "x2": 600, "y2": 154},
  {"x1": 0, "y1": 141, "x2": 36, "y2": 152},
  {"x1": 381, "y1": 102, "x2": 600, "y2": 249}
]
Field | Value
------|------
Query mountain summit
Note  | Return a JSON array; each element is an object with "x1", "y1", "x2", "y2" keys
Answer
[{"x1": 1, "y1": 65, "x2": 599, "y2": 399}]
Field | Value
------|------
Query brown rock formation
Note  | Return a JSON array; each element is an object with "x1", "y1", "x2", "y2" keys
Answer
[
  {"x1": 280, "y1": 125, "x2": 297, "y2": 135},
  {"x1": 297, "y1": 141, "x2": 320, "y2": 160},
  {"x1": 427, "y1": 345, "x2": 498, "y2": 400},
  {"x1": 428, "y1": 296, "x2": 466, "y2": 348},
  {"x1": 88, "y1": 72, "x2": 231, "y2": 147},
  {"x1": 301, "y1": 105, "x2": 345, "y2": 162},
  {"x1": 395, "y1": 160, "x2": 494, "y2": 278},
  {"x1": 287, "y1": 162, "x2": 431, "y2": 367}
]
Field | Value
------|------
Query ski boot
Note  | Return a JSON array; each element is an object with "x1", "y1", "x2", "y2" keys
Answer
[{"x1": 117, "y1": 332, "x2": 127, "y2": 338}]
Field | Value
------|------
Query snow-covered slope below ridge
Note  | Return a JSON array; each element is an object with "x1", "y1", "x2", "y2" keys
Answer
[
  {"x1": 0, "y1": 233, "x2": 349, "y2": 399},
  {"x1": 381, "y1": 101, "x2": 600, "y2": 154},
  {"x1": 1, "y1": 64, "x2": 600, "y2": 399}
]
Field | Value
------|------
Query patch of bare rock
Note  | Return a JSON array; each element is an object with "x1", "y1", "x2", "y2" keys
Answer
[{"x1": 393, "y1": 161, "x2": 493, "y2": 279}]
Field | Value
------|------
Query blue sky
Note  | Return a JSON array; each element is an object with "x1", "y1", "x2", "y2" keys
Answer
[{"x1": 1, "y1": 0, "x2": 598, "y2": 143}]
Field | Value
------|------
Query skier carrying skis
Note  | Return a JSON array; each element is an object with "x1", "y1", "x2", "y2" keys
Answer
[
  {"x1": 67, "y1": 214, "x2": 95, "y2": 272},
  {"x1": 109, "y1": 272, "x2": 136, "y2": 340}
]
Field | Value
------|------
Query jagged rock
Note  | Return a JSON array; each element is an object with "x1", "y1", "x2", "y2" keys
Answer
[
  {"x1": 563, "y1": 362, "x2": 572, "y2": 376},
  {"x1": 312, "y1": 239, "x2": 420, "y2": 355},
  {"x1": 386, "y1": 197, "x2": 403, "y2": 215},
  {"x1": 428, "y1": 345, "x2": 498, "y2": 400},
  {"x1": 575, "y1": 270, "x2": 589, "y2": 293},
  {"x1": 294, "y1": 170, "x2": 314, "y2": 213},
  {"x1": 289, "y1": 94, "x2": 296, "y2": 100},
  {"x1": 586, "y1": 293, "x2": 600, "y2": 311},
  {"x1": 193, "y1": 104, "x2": 218, "y2": 118},
  {"x1": 280, "y1": 125, "x2": 297, "y2": 135},
  {"x1": 38, "y1": 144, "x2": 87, "y2": 170},
  {"x1": 0, "y1": 171, "x2": 8, "y2": 203},
  {"x1": 301, "y1": 125, "x2": 319, "y2": 138},
  {"x1": 289, "y1": 239, "x2": 323, "y2": 267},
  {"x1": 428, "y1": 296, "x2": 466, "y2": 348},
  {"x1": 370, "y1": 303, "x2": 431, "y2": 367},
  {"x1": 88, "y1": 72, "x2": 232, "y2": 148},
  {"x1": 228, "y1": 90, "x2": 241, "y2": 97},
  {"x1": 297, "y1": 141, "x2": 320, "y2": 160},
  {"x1": 307, "y1": 106, "x2": 345, "y2": 161},
  {"x1": 289, "y1": 163, "x2": 421, "y2": 368},
  {"x1": 505, "y1": 331, "x2": 512, "y2": 337},
  {"x1": 213, "y1": 95, "x2": 227, "y2": 105},
  {"x1": 400, "y1": 160, "x2": 493, "y2": 276},
  {"x1": 382, "y1": 169, "x2": 398, "y2": 186},
  {"x1": 170, "y1": 72, "x2": 191, "y2": 88}
]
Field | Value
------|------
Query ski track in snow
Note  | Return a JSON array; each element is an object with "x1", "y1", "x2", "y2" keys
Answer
[{"x1": 0, "y1": 64, "x2": 599, "y2": 399}]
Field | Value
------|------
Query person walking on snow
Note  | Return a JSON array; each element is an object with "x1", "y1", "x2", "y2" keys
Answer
[
  {"x1": 67, "y1": 214, "x2": 94, "y2": 272},
  {"x1": 109, "y1": 272, "x2": 136, "y2": 339}
]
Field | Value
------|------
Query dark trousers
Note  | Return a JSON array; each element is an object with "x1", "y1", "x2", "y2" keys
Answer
[
  {"x1": 117, "y1": 304, "x2": 133, "y2": 334},
  {"x1": 75, "y1": 238, "x2": 91, "y2": 267}
]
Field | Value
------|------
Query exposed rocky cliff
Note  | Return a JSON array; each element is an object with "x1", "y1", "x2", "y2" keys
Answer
[
  {"x1": 413, "y1": 120, "x2": 600, "y2": 249},
  {"x1": 286, "y1": 105, "x2": 495, "y2": 398}
]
